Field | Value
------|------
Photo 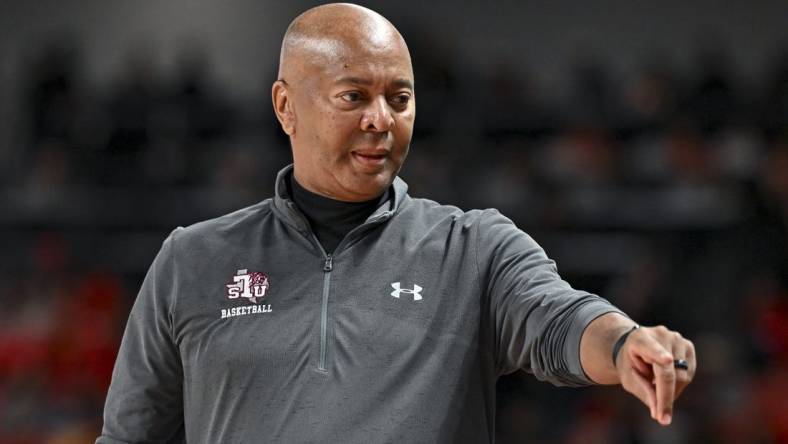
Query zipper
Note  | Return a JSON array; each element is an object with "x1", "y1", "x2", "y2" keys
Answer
[
  {"x1": 311, "y1": 218, "x2": 393, "y2": 372},
  {"x1": 286, "y1": 203, "x2": 392, "y2": 373},
  {"x1": 319, "y1": 254, "x2": 332, "y2": 371}
]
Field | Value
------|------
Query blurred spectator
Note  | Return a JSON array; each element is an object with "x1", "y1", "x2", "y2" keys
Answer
[
  {"x1": 481, "y1": 61, "x2": 556, "y2": 139},
  {"x1": 624, "y1": 61, "x2": 679, "y2": 130},
  {"x1": 760, "y1": 47, "x2": 788, "y2": 137},
  {"x1": 683, "y1": 48, "x2": 740, "y2": 134},
  {"x1": 26, "y1": 42, "x2": 82, "y2": 147}
]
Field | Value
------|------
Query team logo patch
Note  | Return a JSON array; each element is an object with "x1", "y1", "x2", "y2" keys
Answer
[
  {"x1": 222, "y1": 269, "x2": 273, "y2": 319},
  {"x1": 226, "y1": 269, "x2": 269, "y2": 303}
]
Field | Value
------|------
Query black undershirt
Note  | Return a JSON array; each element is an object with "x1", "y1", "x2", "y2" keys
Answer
[{"x1": 289, "y1": 173, "x2": 388, "y2": 254}]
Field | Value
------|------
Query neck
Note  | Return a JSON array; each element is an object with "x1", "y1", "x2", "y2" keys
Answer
[{"x1": 288, "y1": 173, "x2": 387, "y2": 253}]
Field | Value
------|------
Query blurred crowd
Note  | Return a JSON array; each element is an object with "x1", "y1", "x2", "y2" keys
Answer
[{"x1": 0, "y1": 34, "x2": 787, "y2": 444}]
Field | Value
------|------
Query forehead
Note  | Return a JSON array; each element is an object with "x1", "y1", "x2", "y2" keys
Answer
[{"x1": 300, "y1": 36, "x2": 413, "y2": 86}]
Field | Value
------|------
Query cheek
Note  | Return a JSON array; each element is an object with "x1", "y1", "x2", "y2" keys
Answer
[
  {"x1": 397, "y1": 108, "x2": 415, "y2": 130},
  {"x1": 328, "y1": 116, "x2": 359, "y2": 147},
  {"x1": 307, "y1": 108, "x2": 340, "y2": 146},
  {"x1": 315, "y1": 119, "x2": 355, "y2": 161},
  {"x1": 393, "y1": 114, "x2": 414, "y2": 152}
]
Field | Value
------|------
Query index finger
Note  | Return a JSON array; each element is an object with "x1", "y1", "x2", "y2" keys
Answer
[
  {"x1": 653, "y1": 359, "x2": 676, "y2": 425},
  {"x1": 631, "y1": 331, "x2": 674, "y2": 424}
]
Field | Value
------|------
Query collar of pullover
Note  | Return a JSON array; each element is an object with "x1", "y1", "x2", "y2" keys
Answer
[
  {"x1": 289, "y1": 173, "x2": 386, "y2": 254},
  {"x1": 272, "y1": 164, "x2": 409, "y2": 236}
]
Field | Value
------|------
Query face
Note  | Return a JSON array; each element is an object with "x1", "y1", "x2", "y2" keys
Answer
[{"x1": 273, "y1": 38, "x2": 415, "y2": 202}]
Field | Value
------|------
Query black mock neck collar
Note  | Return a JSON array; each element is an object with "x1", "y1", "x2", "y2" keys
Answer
[{"x1": 287, "y1": 172, "x2": 388, "y2": 253}]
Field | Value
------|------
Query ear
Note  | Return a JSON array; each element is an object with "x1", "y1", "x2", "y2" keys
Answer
[{"x1": 272, "y1": 80, "x2": 296, "y2": 136}]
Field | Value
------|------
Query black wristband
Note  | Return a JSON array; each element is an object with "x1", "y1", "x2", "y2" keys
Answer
[{"x1": 612, "y1": 325, "x2": 639, "y2": 366}]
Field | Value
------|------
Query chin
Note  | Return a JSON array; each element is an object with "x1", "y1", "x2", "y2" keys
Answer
[{"x1": 343, "y1": 173, "x2": 391, "y2": 200}]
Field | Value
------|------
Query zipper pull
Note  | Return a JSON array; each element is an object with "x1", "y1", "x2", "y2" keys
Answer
[{"x1": 323, "y1": 255, "x2": 333, "y2": 272}]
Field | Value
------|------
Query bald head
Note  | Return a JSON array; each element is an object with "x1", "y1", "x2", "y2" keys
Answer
[
  {"x1": 278, "y1": 3, "x2": 411, "y2": 82},
  {"x1": 271, "y1": 3, "x2": 415, "y2": 202}
]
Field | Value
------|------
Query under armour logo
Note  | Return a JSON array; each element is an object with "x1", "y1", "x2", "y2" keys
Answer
[{"x1": 391, "y1": 282, "x2": 423, "y2": 301}]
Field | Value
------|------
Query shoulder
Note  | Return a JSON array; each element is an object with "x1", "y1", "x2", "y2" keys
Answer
[
  {"x1": 400, "y1": 196, "x2": 488, "y2": 226},
  {"x1": 401, "y1": 198, "x2": 532, "y2": 257},
  {"x1": 401, "y1": 196, "x2": 510, "y2": 232},
  {"x1": 169, "y1": 198, "x2": 275, "y2": 249}
]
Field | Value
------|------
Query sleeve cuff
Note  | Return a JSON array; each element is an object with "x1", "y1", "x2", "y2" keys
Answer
[{"x1": 565, "y1": 300, "x2": 627, "y2": 385}]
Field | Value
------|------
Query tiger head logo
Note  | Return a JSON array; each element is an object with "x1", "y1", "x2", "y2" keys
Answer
[{"x1": 226, "y1": 269, "x2": 270, "y2": 303}]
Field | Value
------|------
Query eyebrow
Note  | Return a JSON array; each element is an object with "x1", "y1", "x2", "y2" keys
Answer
[{"x1": 335, "y1": 76, "x2": 414, "y2": 90}]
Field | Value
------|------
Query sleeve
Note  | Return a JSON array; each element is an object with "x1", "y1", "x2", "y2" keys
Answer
[
  {"x1": 476, "y1": 210, "x2": 625, "y2": 386},
  {"x1": 97, "y1": 229, "x2": 186, "y2": 444}
]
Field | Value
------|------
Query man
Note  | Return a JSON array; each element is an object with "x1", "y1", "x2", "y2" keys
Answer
[{"x1": 98, "y1": 3, "x2": 696, "y2": 443}]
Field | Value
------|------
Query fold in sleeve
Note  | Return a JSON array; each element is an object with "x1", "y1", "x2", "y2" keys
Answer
[{"x1": 477, "y1": 210, "x2": 624, "y2": 386}]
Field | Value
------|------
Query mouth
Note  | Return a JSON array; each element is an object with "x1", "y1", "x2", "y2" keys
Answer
[{"x1": 351, "y1": 149, "x2": 389, "y2": 169}]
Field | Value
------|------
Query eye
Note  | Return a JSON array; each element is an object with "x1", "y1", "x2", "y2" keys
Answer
[
  {"x1": 391, "y1": 94, "x2": 411, "y2": 106},
  {"x1": 340, "y1": 91, "x2": 363, "y2": 102}
]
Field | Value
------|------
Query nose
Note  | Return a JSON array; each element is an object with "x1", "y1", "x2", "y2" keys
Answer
[{"x1": 360, "y1": 96, "x2": 395, "y2": 132}]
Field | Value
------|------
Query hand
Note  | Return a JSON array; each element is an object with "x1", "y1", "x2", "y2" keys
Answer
[{"x1": 615, "y1": 325, "x2": 696, "y2": 426}]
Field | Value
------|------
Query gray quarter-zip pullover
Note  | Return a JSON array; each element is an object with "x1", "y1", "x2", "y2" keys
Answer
[{"x1": 98, "y1": 164, "x2": 623, "y2": 444}]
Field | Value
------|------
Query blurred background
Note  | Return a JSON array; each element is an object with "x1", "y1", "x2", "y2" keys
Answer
[{"x1": 0, "y1": 0, "x2": 787, "y2": 443}]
